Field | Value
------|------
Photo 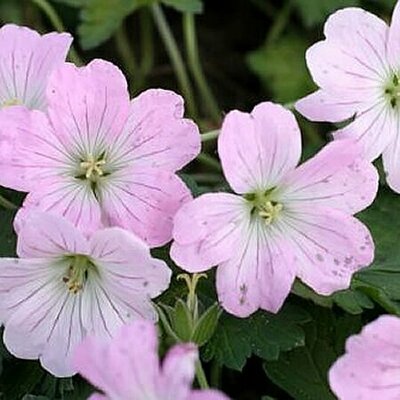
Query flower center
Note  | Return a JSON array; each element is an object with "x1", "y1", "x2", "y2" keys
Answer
[
  {"x1": 80, "y1": 153, "x2": 106, "y2": 181},
  {"x1": 62, "y1": 254, "x2": 94, "y2": 294},
  {"x1": 245, "y1": 189, "x2": 283, "y2": 225},
  {"x1": 384, "y1": 74, "x2": 400, "y2": 108}
]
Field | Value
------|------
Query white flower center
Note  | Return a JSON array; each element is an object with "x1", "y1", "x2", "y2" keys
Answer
[{"x1": 384, "y1": 74, "x2": 400, "y2": 108}]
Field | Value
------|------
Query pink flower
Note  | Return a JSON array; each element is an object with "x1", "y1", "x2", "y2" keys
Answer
[
  {"x1": 0, "y1": 212, "x2": 171, "y2": 377},
  {"x1": 296, "y1": 2, "x2": 400, "y2": 192},
  {"x1": 329, "y1": 315, "x2": 400, "y2": 399},
  {"x1": 0, "y1": 24, "x2": 71, "y2": 110},
  {"x1": 171, "y1": 102, "x2": 378, "y2": 317},
  {"x1": 74, "y1": 320, "x2": 229, "y2": 400},
  {"x1": 0, "y1": 59, "x2": 200, "y2": 246}
]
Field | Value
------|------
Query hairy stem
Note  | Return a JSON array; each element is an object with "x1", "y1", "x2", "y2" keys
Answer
[
  {"x1": 30, "y1": 0, "x2": 83, "y2": 65},
  {"x1": 183, "y1": 13, "x2": 220, "y2": 122},
  {"x1": 151, "y1": 3, "x2": 197, "y2": 118}
]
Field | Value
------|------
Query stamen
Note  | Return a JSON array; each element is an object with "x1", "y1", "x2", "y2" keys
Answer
[
  {"x1": 2, "y1": 98, "x2": 21, "y2": 107},
  {"x1": 62, "y1": 255, "x2": 92, "y2": 294},
  {"x1": 80, "y1": 154, "x2": 106, "y2": 180},
  {"x1": 258, "y1": 201, "x2": 283, "y2": 225}
]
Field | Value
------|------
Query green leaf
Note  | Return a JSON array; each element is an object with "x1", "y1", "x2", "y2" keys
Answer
[
  {"x1": 264, "y1": 309, "x2": 362, "y2": 400},
  {"x1": 1, "y1": 361, "x2": 45, "y2": 400},
  {"x1": 51, "y1": 0, "x2": 87, "y2": 7},
  {"x1": 0, "y1": 208, "x2": 17, "y2": 257},
  {"x1": 292, "y1": 280, "x2": 374, "y2": 315},
  {"x1": 192, "y1": 302, "x2": 221, "y2": 346},
  {"x1": 247, "y1": 34, "x2": 315, "y2": 103},
  {"x1": 78, "y1": 0, "x2": 154, "y2": 49},
  {"x1": 202, "y1": 303, "x2": 310, "y2": 371},
  {"x1": 172, "y1": 299, "x2": 193, "y2": 341},
  {"x1": 293, "y1": 0, "x2": 360, "y2": 27},
  {"x1": 161, "y1": 0, "x2": 203, "y2": 13}
]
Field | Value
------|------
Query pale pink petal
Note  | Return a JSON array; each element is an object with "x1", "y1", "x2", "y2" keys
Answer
[
  {"x1": 218, "y1": 102, "x2": 301, "y2": 194},
  {"x1": 216, "y1": 220, "x2": 296, "y2": 317},
  {"x1": 329, "y1": 315, "x2": 400, "y2": 400},
  {"x1": 161, "y1": 344, "x2": 198, "y2": 400},
  {"x1": 0, "y1": 106, "x2": 68, "y2": 192},
  {"x1": 89, "y1": 227, "x2": 171, "y2": 313},
  {"x1": 304, "y1": 41, "x2": 383, "y2": 98},
  {"x1": 295, "y1": 90, "x2": 360, "y2": 123},
  {"x1": 382, "y1": 120, "x2": 400, "y2": 193},
  {"x1": 118, "y1": 89, "x2": 200, "y2": 171},
  {"x1": 0, "y1": 24, "x2": 72, "y2": 110},
  {"x1": 278, "y1": 139, "x2": 379, "y2": 214},
  {"x1": 74, "y1": 320, "x2": 159, "y2": 399},
  {"x1": 102, "y1": 168, "x2": 192, "y2": 247},
  {"x1": 189, "y1": 391, "x2": 230, "y2": 400},
  {"x1": 0, "y1": 257, "x2": 63, "y2": 337},
  {"x1": 16, "y1": 212, "x2": 88, "y2": 258},
  {"x1": 388, "y1": 1, "x2": 400, "y2": 70},
  {"x1": 170, "y1": 193, "x2": 246, "y2": 272},
  {"x1": 282, "y1": 205, "x2": 374, "y2": 295},
  {"x1": 333, "y1": 102, "x2": 395, "y2": 161},
  {"x1": 89, "y1": 395, "x2": 107, "y2": 400},
  {"x1": 323, "y1": 8, "x2": 389, "y2": 79},
  {"x1": 46, "y1": 59, "x2": 130, "y2": 152},
  {"x1": 15, "y1": 176, "x2": 103, "y2": 237}
]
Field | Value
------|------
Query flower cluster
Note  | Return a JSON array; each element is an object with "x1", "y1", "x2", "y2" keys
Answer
[{"x1": 0, "y1": 0, "x2": 400, "y2": 397}]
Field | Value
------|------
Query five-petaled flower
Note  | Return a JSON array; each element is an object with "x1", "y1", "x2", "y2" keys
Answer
[
  {"x1": 0, "y1": 59, "x2": 200, "y2": 247},
  {"x1": 171, "y1": 102, "x2": 378, "y2": 317},
  {"x1": 296, "y1": 2, "x2": 400, "y2": 193},
  {"x1": 329, "y1": 315, "x2": 400, "y2": 399},
  {"x1": 0, "y1": 24, "x2": 71, "y2": 110},
  {"x1": 74, "y1": 319, "x2": 230, "y2": 400},
  {"x1": 0, "y1": 212, "x2": 171, "y2": 377}
]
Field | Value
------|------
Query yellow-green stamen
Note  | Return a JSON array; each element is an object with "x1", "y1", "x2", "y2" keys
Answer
[
  {"x1": 62, "y1": 255, "x2": 93, "y2": 294},
  {"x1": 80, "y1": 154, "x2": 106, "y2": 180}
]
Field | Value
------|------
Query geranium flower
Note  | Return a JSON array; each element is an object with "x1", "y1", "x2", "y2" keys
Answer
[
  {"x1": 0, "y1": 59, "x2": 200, "y2": 246},
  {"x1": 74, "y1": 320, "x2": 229, "y2": 400},
  {"x1": 171, "y1": 102, "x2": 378, "y2": 317},
  {"x1": 0, "y1": 24, "x2": 71, "y2": 110},
  {"x1": 296, "y1": 2, "x2": 400, "y2": 192},
  {"x1": 0, "y1": 212, "x2": 171, "y2": 377},
  {"x1": 329, "y1": 315, "x2": 400, "y2": 399}
]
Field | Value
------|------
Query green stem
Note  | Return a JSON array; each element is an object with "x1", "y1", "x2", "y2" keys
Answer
[
  {"x1": 183, "y1": 13, "x2": 220, "y2": 122},
  {"x1": 266, "y1": 0, "x2": 293, "y2": 45},
  {"x1": 197, "y1": 153, "x2": 221, "y2": 171},
  {"x1": 115, "y1": 24, "x2": 140, "y2": 92},
  {"x1": 139, "y1": 8, "x2": 154, "y2": 83},
  {"x1": 0, "y1": 194, "x2": 18, "y2": 210},
  {"x1": 195, "y1": 360, "x2": 210, "y2": 389},
  {"x1": 150, "y1": 3, "x2": 197, "y2": 118},
  {"x1": 30, "y1": 0, "x2": 83, "y2": 65},
  {"x1": 201, "y1": 129, "x2": 219, "y2": 142}
]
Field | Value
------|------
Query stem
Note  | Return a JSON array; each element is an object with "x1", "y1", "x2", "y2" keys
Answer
[
  {"x1": 0, "y1": 194, "x2": 18, "y2": 210},
  {"x1": 139, "y1": 8, "x2": 154, "y2": 82},
  {"x1": 183, "y1": 13, "x2": 220, "y2": 122},
  {"x1": 150, "y1": 3, "x2": 197, "y2": 118},
  {"x1": 30, "y1": 0, "x2": 83, "y2": 65},
  {"x1": 197, "y1": 153, "x2": 221, "y2": 171},
  {"x1": 266, "y1": 0, "x2": 293, "y2": 45},
  {"x1": 201, "y1": 129, "x2": 219, "y2": 142},
  {"x1": 195, "y1": 360, "x2": 210, "y2": 389},
  {"x1": 115, "y1": 23, "x2": 140, "y2": 92}
]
